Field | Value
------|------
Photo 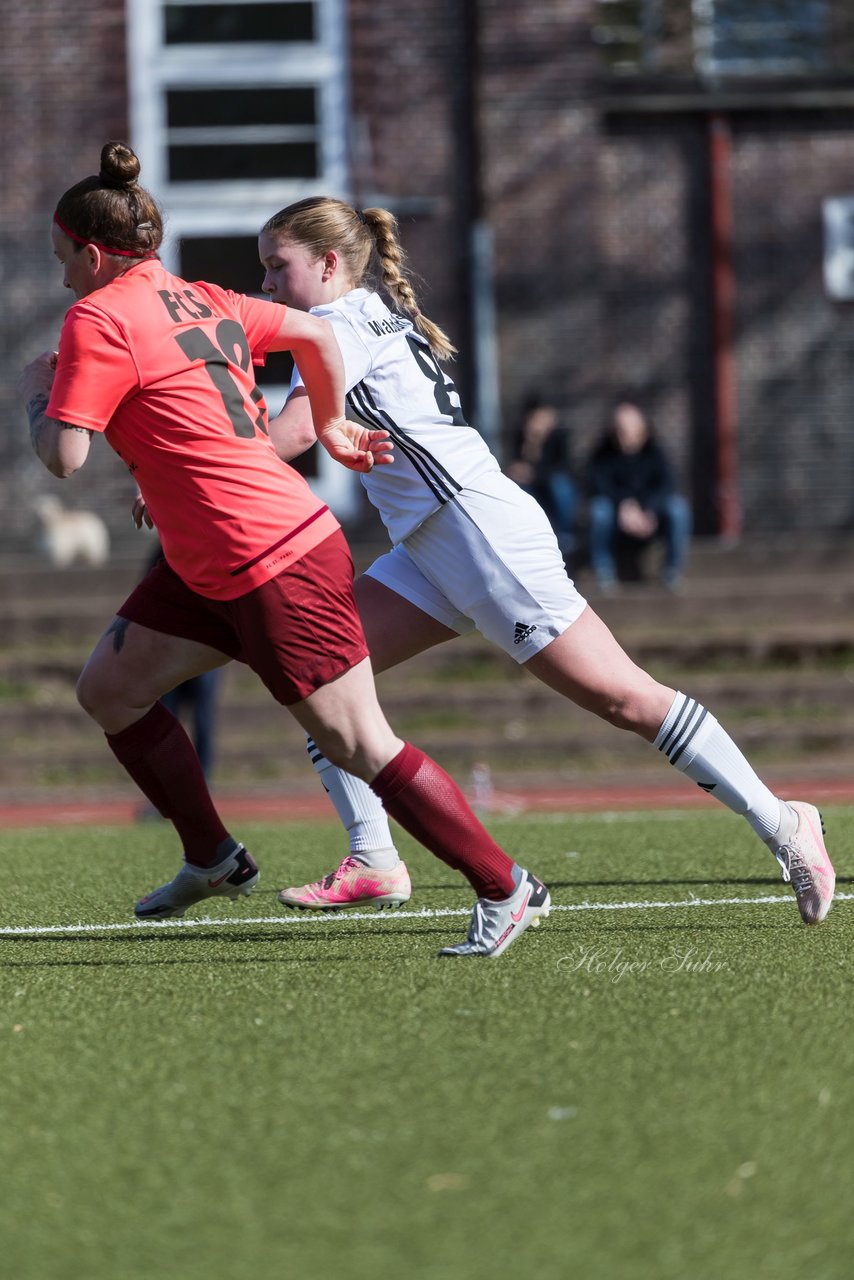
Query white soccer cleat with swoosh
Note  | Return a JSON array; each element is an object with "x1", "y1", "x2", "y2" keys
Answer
[
  {"x1": 134, "y1": 844, "x2": 259, "y2": 920},
  {"x1": 439, "y1": 869, "x2": 551, "y2": 958}
]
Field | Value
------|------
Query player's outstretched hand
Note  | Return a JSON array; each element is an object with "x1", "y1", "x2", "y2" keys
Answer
[{"x1": 317, "y1": 419, "x2": 394, "y2": 473}]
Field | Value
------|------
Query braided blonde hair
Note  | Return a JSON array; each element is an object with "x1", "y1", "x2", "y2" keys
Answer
[{"x1": 262, "y1": 197, "x2": 457, "y2": 362}]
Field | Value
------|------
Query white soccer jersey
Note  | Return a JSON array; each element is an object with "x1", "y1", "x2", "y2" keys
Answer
[{"x1": 290, "y1": 289, "x2": 500, "y2": 544}]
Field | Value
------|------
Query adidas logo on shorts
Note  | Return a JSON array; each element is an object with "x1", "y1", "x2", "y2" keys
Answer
[{"x1": 514, "y1": 621, "x2": 537, "y2": 645}]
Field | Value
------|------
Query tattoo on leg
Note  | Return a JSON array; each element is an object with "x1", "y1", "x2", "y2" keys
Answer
[{"x1": 106, "y1": 617, "x2": 130, "y2": 653}]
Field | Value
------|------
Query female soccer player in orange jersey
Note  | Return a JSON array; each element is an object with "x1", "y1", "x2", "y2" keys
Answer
[{"x1": 18, "y1": 143, "x2": 549, "y2": 958}]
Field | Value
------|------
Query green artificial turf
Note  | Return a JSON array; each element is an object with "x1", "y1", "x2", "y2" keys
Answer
[{"x1": 1, "y1": 809, "x2": 852, "y2": 1280}]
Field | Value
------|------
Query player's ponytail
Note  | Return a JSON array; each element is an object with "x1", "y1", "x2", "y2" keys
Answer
[{"x1": 361, "y1": 207, "x2": 457, "y2": 362}]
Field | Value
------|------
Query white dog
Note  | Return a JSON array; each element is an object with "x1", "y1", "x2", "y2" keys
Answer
[{"x1": 34, "y1": 494, "x2": 110, "y2": 567}]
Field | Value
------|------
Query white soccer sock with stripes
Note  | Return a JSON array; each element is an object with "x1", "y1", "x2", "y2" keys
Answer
[
  {"x1": 654, "y1": 692, "x2": 795, "y2": 846},
  {"x1": 305, "y1": 736, "x2": 401, "y2": 869}
]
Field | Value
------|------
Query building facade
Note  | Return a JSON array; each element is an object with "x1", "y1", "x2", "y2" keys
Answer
[{"x1": 3, "y1": 0, "x2": 854, "y2": 554}]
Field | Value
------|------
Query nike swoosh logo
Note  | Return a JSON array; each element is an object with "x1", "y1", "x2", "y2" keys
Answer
[
  {"x1": 511, "y1": 890, "x2": 531, "y2": 923},
  {"x1": 208, "y1": 871, "x2": 231, "y2": 888}
]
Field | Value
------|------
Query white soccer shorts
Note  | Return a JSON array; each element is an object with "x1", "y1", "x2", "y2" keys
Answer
[{"x1": 363, "y1": 471, "x2": 587, "y2": 663}]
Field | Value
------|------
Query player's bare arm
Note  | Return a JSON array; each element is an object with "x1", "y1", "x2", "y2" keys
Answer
[
  {"x1": 268, "y1": 387, "x2": 319, "y2": 461},
  {"x1": 267, "y1": 310, "x2": 390, "y2": 473},
  {"x1": 268, "y1": 310, "x2": 344, "y2": 429},
  {"x1": 269, "y1": 385, "x2": 394, "y2": 474},
  {"x1": 26, "y1": 398, "x2": 92, "y2": 479},
  {"x1": 19, "y1": 352, "x2": 92, "y2": 478}
]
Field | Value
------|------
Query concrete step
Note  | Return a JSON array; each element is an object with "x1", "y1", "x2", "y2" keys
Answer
[
  {"x1": 4, "y1": 719, "x2": 854, "y2": 790},
  {"x1": 2, "y1": 538, "x2": 853, "y2": 792},
  {"x1": 3, "y1": 666, "x2": 852, "y2": 725},
  {"x1": 4, "y1": 562, "x2": 854, "y2": 649},
  {"x1": 5, "y1": 665, "x2": 854, "y2": 788},
  {"x1": 4, "y1": 531, "x2": 854, "y2": 660},
  {"x1": 4, "y1": 616, "x2": 854, "y2": 676},
  {"x1": 1, "y1": 532, "x2": 854, "y2": 599}
]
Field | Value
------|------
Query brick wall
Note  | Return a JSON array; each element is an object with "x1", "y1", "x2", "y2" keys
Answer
[
  {"x1": 348, "y1": 0, "x2": 467, "y2": 393},
  {"x1": 4, "y1": 0, "x2": 854, "y2": 549},
  {"x1": 469, "y1": 3, "x2": 854, "y2": 533},
  {"x1": 1, "y1": 1, "x2": 131, "y2": 554},
  {"x1": 732, "y1": 113, "x2": 854, "y2": 531},
  {"x1": 348, "y1": 2, "x2": 707, "y2": 515}
]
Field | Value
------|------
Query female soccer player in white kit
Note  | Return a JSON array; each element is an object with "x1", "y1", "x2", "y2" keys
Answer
[{"x1": 258, "y1": 196, "x2": 835, "y2": 928}]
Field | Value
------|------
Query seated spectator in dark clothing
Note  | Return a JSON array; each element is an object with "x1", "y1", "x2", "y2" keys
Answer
[
  {"x1": 586, "y1": 400, "x2": 692, "y2": 593},
  {"x1": 506, "y1": 398, "x2": 579, "y2": 559}
]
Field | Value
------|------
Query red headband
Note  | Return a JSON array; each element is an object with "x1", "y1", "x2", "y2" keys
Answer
[{"x1": 53, "y1": 212, "x2": 157, "y2": 259}]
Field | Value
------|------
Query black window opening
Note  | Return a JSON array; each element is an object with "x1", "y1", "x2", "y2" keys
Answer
[
  {"x1": 167, "y1": 86, "x2": 317, "y2": 130},
  {"x1": 168, "y1": 141, "x2": 318, "y2": 182},
  {"x1": 164, "y1": 2, "x2": 315, "y2": 45},
  {"x1": 165, "y1": 85, "x2": 319, "y2": 184}
]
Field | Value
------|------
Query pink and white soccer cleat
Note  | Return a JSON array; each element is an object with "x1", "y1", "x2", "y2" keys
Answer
[
  {"x1": 277, "y1": 856, "x2": 412, "y2": 911},
  {"x1": 774, "y1": 801, "x2": 835, "y2": 925}
]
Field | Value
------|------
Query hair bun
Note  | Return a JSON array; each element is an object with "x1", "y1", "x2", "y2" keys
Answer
[{"x1": 98, "y1": 141, "x2": 141, "y2": 190}]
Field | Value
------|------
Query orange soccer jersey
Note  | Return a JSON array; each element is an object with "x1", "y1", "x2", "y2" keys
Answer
[{"x1": 47, "y1": 259, "x2": 339, "y2": 599}]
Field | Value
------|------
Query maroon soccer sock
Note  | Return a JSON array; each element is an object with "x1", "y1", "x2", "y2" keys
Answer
[
  {"x1": 370, "y1": 743, "x2": 516, "y2": 900},
  {"x1": 106, "y1": 702, "x2": 230, "y2": 867}
]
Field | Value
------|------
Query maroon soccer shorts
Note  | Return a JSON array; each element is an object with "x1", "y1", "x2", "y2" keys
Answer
[{"x1": 117, "y1": 530, "x2": 369, "y2": 704}]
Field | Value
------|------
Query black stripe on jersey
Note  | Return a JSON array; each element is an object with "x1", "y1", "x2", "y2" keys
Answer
[
  {"x1": 305, "y1": 736, "x2": 323, "y2": 765},
  {"x1": 659, "y1": 697, "x2": 709, "y2": 766},
  {"x1": 348, "y1": 382, "x2": 462, "y2": 504},
  {"x1": 348, "y1": 383, "x2": 460, "y2": 501}
]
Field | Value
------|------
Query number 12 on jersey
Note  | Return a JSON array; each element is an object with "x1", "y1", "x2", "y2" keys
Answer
[{"x1": 176, "y1": 319, "x2": 268, "y2": 438}]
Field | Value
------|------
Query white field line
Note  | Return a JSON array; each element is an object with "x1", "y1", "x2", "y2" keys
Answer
[{"x1": 2, "y1": 891, "x2": 853, "y2": 937}]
